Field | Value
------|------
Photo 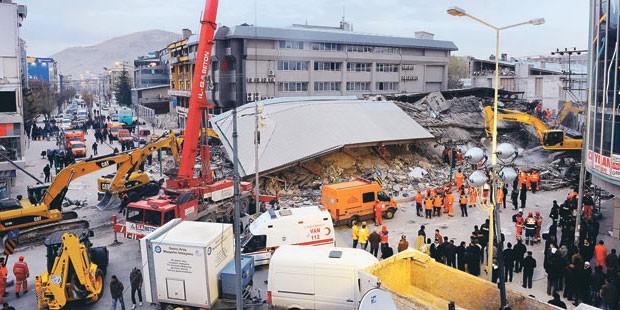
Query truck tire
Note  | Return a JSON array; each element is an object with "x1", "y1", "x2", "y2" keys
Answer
[
  {"x1": 384, "y1": 208, "x2": 396, "y2": 219},
  {"x1": 89, "y1": 246, "x2": 109, "y2": 274}
]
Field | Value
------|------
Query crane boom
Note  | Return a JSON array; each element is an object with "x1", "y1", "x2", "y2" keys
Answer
[{"x1": 177, "y1": 0, "x2": 218, "y2": 181}]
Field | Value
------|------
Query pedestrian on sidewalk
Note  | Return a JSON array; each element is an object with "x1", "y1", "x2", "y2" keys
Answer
[
  {"x1": 110, "y1": 275, "x2": 125, "y2": 310},
  {"x1": 43, "y1": 164, "x2": 51, "y2": 183},
  {"x1": 522, "y1": 251, "x2": 537, "y2": 289},
  {"x1": 129, "y1": 267, "x2": 143, "y2": 309},
  {"x1": 92, "y1": 141, "x2": 98, "y2": 155}
]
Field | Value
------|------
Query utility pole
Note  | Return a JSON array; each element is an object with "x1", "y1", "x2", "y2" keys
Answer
[
  {"x1": 551, "y1": 47, "x2": 587, "y2": 94},
  {"x1": 232, "y1": 52, "x2": 245, "y2": 310}
]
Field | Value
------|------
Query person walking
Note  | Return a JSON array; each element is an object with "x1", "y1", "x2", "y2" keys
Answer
[
  {"x1": 12, "y1": 256, "x2": 29, "y2": 298},
  {"x1": 415, "y1": 191, "x2": 423, "y2": 217},
  {"x1": 522, "y1": 251, "x2": 537, "y2": 289},
  {"x1": 433, "y1": 193, "x2": 442, "y2": 217},
  {"x1": 373, "y1": 200, "x2": 383, "y2": 226},
  {"x1": 92, "y1": 141, "x2": 98, "y2": 155},
  {"x1": 397, "y1": 235, "x2": 409, "y2": 253},
  {"x1": 43, "y1": 164, "x2": 51, "y2": 183},
  {"x1": 503, "y1": 242, "x2": 514, "y2": 282},
  {"x1": 129, "y1": 267, "x2": 143, "y2": 309},
  {"x1": 454, "y1": 169, "x2": 465, "y2": 190},
  {"x1": 595, "y1": 240, "x2": 608, "y2": 268},
  {"x1": 351, "y1": 221, "x2": 360, "y2": 248},
  {"x1": 0, "y1": 259, "x2": 7, "y2": 304},
  {"x1": 368, "y1": 228, "x2": 381, "y2": 258},
  {"x1": 110, "y1": 275, "x2": 125, "y2": 310},
  {"x1": 445, "y1": 190, "x2": 455, "y2": 217},
  {"x1": 358, "y1": 222, "x2": 369, "y2": 250},
  {"x1": 520, "y1": 185, "x2": 527, "y2": 209},
  {"x1": 459, "y1": 190, "x2": 468, "y2": 217},
  {"x1": 468, "y1": 186, "x2": 477, "y2": 208},
  {"x1": 513, "y1": 239, "x2": 527, "y2": 273}
]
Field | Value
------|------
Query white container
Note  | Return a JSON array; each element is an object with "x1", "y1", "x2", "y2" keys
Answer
[
  {"x1": 141, "y1": 219, "x2": 233, "y2": 309},
  {"x1": 241, "y1": 206, "x2": 335, "y2": 266},
  {"x1": 267, "y1": 245, "x2": 378, "y2": 310}
]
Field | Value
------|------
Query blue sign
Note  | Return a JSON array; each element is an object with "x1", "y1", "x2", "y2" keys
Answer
[{"x1": 154, "y1": 245, "x2": 161, "y2": 253}]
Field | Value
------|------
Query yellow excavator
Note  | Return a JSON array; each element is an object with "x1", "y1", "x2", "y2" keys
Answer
[
  {"x1": 38, "y1": 229, "x2": 108, "y2": 309},
  {"x1": 483, "y1": 106, "x2": 583, "y2": 151},
  {"x1": 96, "y1": 131, "x2": 182, "y2": 209},
  {"x1": 556, "y1": 100, "x2": 584, "y2": 127}
]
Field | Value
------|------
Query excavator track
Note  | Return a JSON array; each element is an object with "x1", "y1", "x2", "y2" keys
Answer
[{"x1": 17, "y1": 215, "x2": 90, "y2": 246}]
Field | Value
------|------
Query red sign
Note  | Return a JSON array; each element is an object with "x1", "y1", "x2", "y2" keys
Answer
[{"x1": 587, "y1": 150, "x2": 620, "y2": 178}]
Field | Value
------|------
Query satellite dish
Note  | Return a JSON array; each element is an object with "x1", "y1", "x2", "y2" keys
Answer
[{"x1": 358, "y1": 288, "x2": 397, "y2": 310}]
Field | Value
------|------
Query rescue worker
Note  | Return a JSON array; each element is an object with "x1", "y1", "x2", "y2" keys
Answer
[
  {"x1": 468, "y1": 186, "x2": 477, "y2": 208},
  {"x1": 0, "y1": 259, "x2": 6, "y2": 304},
  {"x1": 12, "y1": 256, "x2": 29, "y2": 297},
  {"x1": 583, "y1": 193, "x2": 594, "y2": 220},
  {"x1": 513, "y1": 209, "x2": 524, "y2": 241},
  {"x1": 380, "y1": 225, "x2": 389, "y2": 254},
  {"x1": 35, "y1": 276, "x2": 42, "y2": 310},
  {"x1": 482, "y1": 183, "x2": 490, "y2": 204},
  {"x1": 595, "y1": 240, "x2": 607, "y2": 268},
  {"x1": 358, "y1": 222, "x2": 369, "y2": 250},
  {"x1": 524, "y1": 212, "x2": 537, "y2": 245},
  {"x1": 445, "y1": 190, "x2": 455, "y2": 217},
  {"x1": 534, "y1": 211, "x2": 543, "y2": 243},
  {"x1": 351, "y1": 221, "x2": 360, "y2": 248},
  {"x1": 459, "y1": 190, "x2": 468, "y2": 217},
  {"x1": 518, "y1": 171, "x2": 527, "y2": 189},
  {"x1": 525, "y1": 172, "x2": 532, "y2": 192},
  {"x1": 529, "y1": 170, "x2": 540, "y2": 193},
  {"x1": 496, "y1": 186, "x2": 505, "y2": 209},
  {"x1": 415, "y1": 191, "x2": 423, "y2": 217},
  {"x1": 454, "y1": 169, "x2": 465, "y2": 190},
  {"x1": 424, "y1": 195, "x2": 433, "y2": 219},
  {"x1": 373, "y1": 200, "x2": 383, "y2": 226},
  {"x1": 433, "y1": 193, "x2": 443, "y2": 217}
]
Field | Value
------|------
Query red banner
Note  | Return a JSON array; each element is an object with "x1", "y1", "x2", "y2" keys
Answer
[{"x1": 587, "y1": 150, "x2": 620, "y2": 178}]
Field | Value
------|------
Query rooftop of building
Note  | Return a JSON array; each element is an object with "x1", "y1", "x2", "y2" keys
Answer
[{"x1": 216, "y1": 23, "x2": 458, "y2": 51}]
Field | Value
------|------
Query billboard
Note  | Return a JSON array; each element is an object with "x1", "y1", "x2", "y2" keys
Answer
[{"x1": 27, "y1": 57, "x2": 55, "y2": 82}]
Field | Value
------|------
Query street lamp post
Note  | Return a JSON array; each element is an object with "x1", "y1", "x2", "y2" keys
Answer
[{"x1": 447, "y1": 7, "x2": 544, "y2": 310}]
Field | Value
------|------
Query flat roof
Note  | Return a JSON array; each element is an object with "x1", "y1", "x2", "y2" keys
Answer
[
  {"x1": 218, "y1": 25, "x2": 458, "y2": 51},
  {"x1": 152, "y1": 220, "x2": 232, "y2": 247},
  {"x1": 271, "y1": 245, "x2": 378, "y2": 268},
  {"x1": 212, "y1": 96, "x2": 434, "y2": 177}
]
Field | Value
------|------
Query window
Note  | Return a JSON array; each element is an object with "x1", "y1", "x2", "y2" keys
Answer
[
  {"x1": 127, "y1": 207, "x2": 143, "y2": 222},
  {"x1": 0, "y1": 92, "x2": 17, "y2": 112},
  {"x1": 311, "y1": 42, "x2": 342, "y2": 51},
  {"x1": 144, "y1": 209, "x2": 162, "y2": 226},
  {"x1": 0, "y1": 137, "x2": 21, "y2": 161},
  {"x1": 376, "y1": 64, "x2": 399, "y2": 72},
  {"x1": 347, "y1": 45, "x2": 373, "y2": 53},
  {"x1": 314, "y1": 62, "x2": 342, "y2": 71},
  {"x1": 242, "y1": 234, "x2": 266, "y2": 253},
  {"x1": 346, "y1": 63, "x2": 371, "y2": 72},
  {"x1": 362, "y1": 192, "x2": 375, "y2": 203},
  {"x1": 277, "y1": 60, "x2": 308, "y2": 71},
  {"x1": 163, "y1": 210, "x2": 175, "y2": 224},
  {"x1": 314, "y1": 81, "x2": 341, "y2": 92},
  {"x1": 278, "y1": 82, "x2": 308, "y2": 92},
  {"x1": 378, "y1": 191, "x2": 390, "y2": 201},
  {"x1": 376, "y1": 82, "x2": 399, "y2": 91},
  {"x1": 279, "y1": 40, "x2": 304, "y2": 49},
  {"x1": 346, "y1": 81, "x2": 371, "y2": 91},
  {"x1": 374, "y1": 47, "x2": 400, "y2": 54}
]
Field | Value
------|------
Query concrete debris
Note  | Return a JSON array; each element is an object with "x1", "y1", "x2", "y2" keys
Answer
[{"x1": 408, "y1": 167, "x2": 428, "y2": 180}]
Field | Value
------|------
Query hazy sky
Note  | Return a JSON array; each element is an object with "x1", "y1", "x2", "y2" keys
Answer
[{"x1": 19, "y1": 0, "x2": 588, "y2": 58}]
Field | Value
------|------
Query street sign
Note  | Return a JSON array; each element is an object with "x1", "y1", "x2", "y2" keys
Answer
[{"x1": 3, "y1": 239, "x2": 17, "y2": 256}]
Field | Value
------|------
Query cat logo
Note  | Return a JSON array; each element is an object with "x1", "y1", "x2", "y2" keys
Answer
[{"x1": 98, "y1": 161, "x2": 111, "y2": 168}]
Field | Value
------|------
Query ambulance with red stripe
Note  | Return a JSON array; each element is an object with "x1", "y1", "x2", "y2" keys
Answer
[{"x1": 241, "y1": 206, "x2": 335, "y2": 266}]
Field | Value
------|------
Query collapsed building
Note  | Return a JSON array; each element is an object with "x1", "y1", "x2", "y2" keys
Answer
[{"x1": 210, "y1": 89, "x2": 582, "y2": 205}]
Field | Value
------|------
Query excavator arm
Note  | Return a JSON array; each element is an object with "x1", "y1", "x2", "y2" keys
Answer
[
  {"x1": 556, "y1": 101, "x2": 584, "y2": 126},
  {"x1": 483, "y1": 106, "x2": 582, "y2": 151},
  {"x1": 39, "y1": 233, "x2": 104, "y2": 309}
]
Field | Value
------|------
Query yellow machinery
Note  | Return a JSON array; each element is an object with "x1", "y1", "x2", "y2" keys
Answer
[
  {"x1": 555, "y1": 101, "x2": 584, "y2": 126},
  {"x1": 483, "y1": 106, "x2": 583, "y2": 151},
  {"x1": 360, "y1": 249, "x2": 556, "y2": 310},
  {"x1": 96, "y1": 131, "x2": 182, "y2": 209},
  {"x1": 38, "y1": 229, "x2": 107, "y2": 309}
]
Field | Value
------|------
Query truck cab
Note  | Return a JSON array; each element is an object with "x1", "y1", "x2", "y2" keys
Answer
[
  {"x1": 68, "y1": 141, "x2": 86, "y2": 158},
  {"x1": 321, "y1": 180, "x2": 397, "y2": 226},
  {"x1": 108, "y1": 122, "x2": 124, "y2": 140},
  {"x1": 138, "y1": 129, "x2": 151, "y2": 145}
]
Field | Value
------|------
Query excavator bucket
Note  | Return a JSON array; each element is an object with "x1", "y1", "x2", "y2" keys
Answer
[{"x1": 96, "y1": 191, "x2": 122, "y2": 210}]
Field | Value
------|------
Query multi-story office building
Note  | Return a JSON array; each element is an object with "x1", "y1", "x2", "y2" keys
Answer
[
  {"x1": 133, "y1": 50, "x2": 169, "y2": 89},
  {"x1": 588, "y1": 0, "x2": 620, "y2": 237},
  {"x1": 0, "y1": 0, "x2": 27, "y2": 198},
  {"x1": 213, "y1": 21, "x2": 457, "y2": 108}
]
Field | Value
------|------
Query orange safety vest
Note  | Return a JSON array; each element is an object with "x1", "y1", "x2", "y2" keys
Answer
[
  {"x1": 529, "y1": 173, "x2": 539, "y2": 183},
  {"x1": 455, "y1": 173, "x2": 465, "y2": 187},
  {"x1": 446, "y1": 193, "x2": 454, "y2": 206},
  {"x1": 518, "y1": 173, "x2": 527, "y2": 186},
  {"x1": 459, "y1": 194, "x2": 467, "y2": 205},
  {"x1": 496, "y1": 188, "x2": 504, "y2": 201},
  {"x1": 424, "y1": 198, "x2": 433, "y2": 210},
  {"x1": 415, "y1": 193, "x2": 422, "y2": 204},
  {"x1": 469, "y1": 188, "x2": 477, "y2": 204},
  {"x1": 433, "y1": 196, "x2": 443, "y2": 208}
]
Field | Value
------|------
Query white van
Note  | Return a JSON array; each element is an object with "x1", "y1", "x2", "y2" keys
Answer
[
  {"x1": 267, "y1": 245, "x2": 378, "y2": 310},
  {"x1": 241, "y1": 206, "x2": 335, "y2": 266}
]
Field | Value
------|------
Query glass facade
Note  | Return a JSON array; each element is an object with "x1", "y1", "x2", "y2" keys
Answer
[{"x1": 588, "y1": 0, "x2": 620, "y2": 183}]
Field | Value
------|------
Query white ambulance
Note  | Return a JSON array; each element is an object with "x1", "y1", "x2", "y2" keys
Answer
[{"x1": 241, "y1": 206, "x2": 335, "y2": 265}]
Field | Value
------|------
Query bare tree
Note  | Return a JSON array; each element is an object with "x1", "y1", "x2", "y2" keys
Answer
[{"x1": 448, "y1": 56, "x2": 469, "y2": 89}]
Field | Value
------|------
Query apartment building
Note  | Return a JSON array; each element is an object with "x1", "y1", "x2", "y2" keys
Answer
[
  {"x1": 133, "y1": 50, "x2": 169, "y2": 89},
  {"x1": 213, "y1": 22, "x2": 457, "y2": 108},
  {"x1": 0, "y1": 0, "x2": 27, "y2": 197},
  {"x1": 166, "y1": 29, "x2": 199, "y2": 127}
]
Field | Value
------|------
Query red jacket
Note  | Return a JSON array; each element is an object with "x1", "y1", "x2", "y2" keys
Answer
[{"x1": 13, "y1": 261, "x2": 29, "y2": 279}]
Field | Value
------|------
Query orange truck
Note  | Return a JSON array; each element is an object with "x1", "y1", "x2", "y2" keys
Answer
[
  {"x1": 320, "y1": 179, "x2": 397, "y2": 226},
  {"x1": 107, "y1": 122, "x2": 124, "y2": 140},
  {"x1": 64, "y1": 131, "x2": 86, "y2": 158}
]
